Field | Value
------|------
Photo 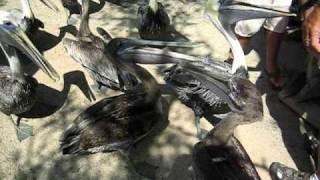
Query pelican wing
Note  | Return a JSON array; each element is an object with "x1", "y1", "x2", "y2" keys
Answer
[
  {"x1": 137, "y1": 3, "x2": 170, "y2": 40},
  {"x1": 60, "y1": 92, "x2": 159, "y2": 154},
  {"x1": 63, "y1": 38, "x2": 120, "y2": 89}
]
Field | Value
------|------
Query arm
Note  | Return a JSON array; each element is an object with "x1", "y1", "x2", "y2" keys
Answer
[{"x1": 299, "y1": 0, "x2": 320, "y2": 55}]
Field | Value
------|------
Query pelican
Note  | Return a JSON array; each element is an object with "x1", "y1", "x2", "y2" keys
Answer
[
  {"x1": 0, "y1": 21, "x2": 59, "y2": 116},
  {"x1": 137, "y1": 0, "x2": 170, "y2": 40},
  {"x1": 60, "y1": 64, "x2": 162, "y2": 154},
  {"x1": 62, "y1": 0, "x2": 136, "y2": 91},
  {"x1": 0, "y1": 0, "x2": 57, "y2": 37},
  {"x1": 192, "y1": 76, "x2": 263, "y2": 179},
  {"x1": 116, "y1": 1, "x2": 294, "y2": 138},
  {"x1": 63, "y1": 0, "x2": 200, "y2": 91}
]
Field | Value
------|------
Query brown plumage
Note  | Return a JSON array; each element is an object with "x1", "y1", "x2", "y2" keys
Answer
[
  {"x1": 60, "y1": 64, "x2": 162, "y2": 154},
  {"x1": 192, "y1": 77, "x2": 263, "y2": 180},
  {"x1": 137, "y1": 0, "x2": 170, "y2": 40}
]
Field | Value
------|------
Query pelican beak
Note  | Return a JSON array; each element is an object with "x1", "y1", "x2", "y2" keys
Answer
[
  {"x1": 125, "y1": 39, "x2": 202, "y2": 48},
  {"x1": 217, "y1": 1, "x2": 296, "y2": 24},
  {"x1": 40, "y1": 0, "x2": 60, "y2": 12},
  {"x1": 0, "y1": 22, "x2": 59, "y2": 81}
]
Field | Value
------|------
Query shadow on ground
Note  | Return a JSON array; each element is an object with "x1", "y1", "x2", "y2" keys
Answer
[
  {"x1": 252, "y1": 29, "x2": 313, "y2": 172},
  {"x1": 19, "y1": 70, "x2": 94, "y2": 119}
]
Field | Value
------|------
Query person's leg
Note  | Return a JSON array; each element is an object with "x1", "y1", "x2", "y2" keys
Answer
[
  {"x1": 226, "y1": 19, "x2": 265, "y2": 64},
  {"x1": 226, "y1": 35, "x2": 251, "y2": 64},
  {"x1": 259, "y1": 0, "x2": 292, "y2": 88},
  {"x1": 265, "y1": 29, "x2": 285, "y2": 88}
]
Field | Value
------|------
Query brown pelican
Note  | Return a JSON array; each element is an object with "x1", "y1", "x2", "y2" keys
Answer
[
  {"x1": 63, "y1": 0, "x2": 199, "y2": 91},
  {"x1": 62, "y1": 0, "x2": 136, "y2": 91},
  {"x1": 192, "y1": 76, "x2": 263, "y2": 180},
  {"x1": 164, "y1": 62, "x2": 242, "y2": 139},
  {"x1": 137, "y1": 0, "x2": 170, "y2": 40},
  {"x1": 0, "y1": 0, "x2": 57, "y2": 37},
  {"x1": 0, "y1": 21, "x2": 59, "y2": 116},
  {"x1": 117, "y1": 1, "x2": 294, "y2": 138},
  {"x1": 60, "y1": 63, "x2": 162, "y2": 154}
]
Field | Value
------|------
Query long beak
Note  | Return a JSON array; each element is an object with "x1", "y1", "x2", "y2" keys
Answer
[
  {"x1": 125, "y1": 39, "x2": 202, "y2": 48},
  {"x1": 0, "y1": 23, "x2": 59, "y2": 81},
  {"x1": 40, "y1": 0, "x2": 60, "y2": 12},
  {"x1": 118, "y1": 47, "x2": 198, "y2": 64},
  {"x1": 96, "y1": 27, "x2": 201, "y2": 48},
  {"x1": 217, "y1": 2, "x2": 296, "y2": 24},
  {"x1": 119, "y1": 47, "x2": 233, "y2": 81}
]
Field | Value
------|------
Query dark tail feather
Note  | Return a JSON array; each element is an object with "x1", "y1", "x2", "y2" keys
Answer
[{"x1": 60, "y1": 125, "x2": 82, "y2": 154}]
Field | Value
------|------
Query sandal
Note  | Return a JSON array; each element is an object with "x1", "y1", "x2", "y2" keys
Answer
[
  {"x1": 303, "y1": 132, "x2": 319, "y2": 166},
  {"x1": 269, "y1": 162, "x2": 310, "y2": 180}
]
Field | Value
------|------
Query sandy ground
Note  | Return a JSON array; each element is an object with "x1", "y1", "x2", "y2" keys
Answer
[{"x1": 0, "y1": 0, "x2": 315, "y2": 179}]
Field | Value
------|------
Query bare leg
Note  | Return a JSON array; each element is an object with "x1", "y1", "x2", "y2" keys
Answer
[
  {"x1": 265, "y1": 30, "x2": 285, "y2": 88},
  {"x1": 226, "y1": 35, "x2": 251, "y2": 64}
]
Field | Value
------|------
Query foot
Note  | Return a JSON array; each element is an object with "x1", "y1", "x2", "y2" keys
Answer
[
  {"x1": 269, "y1": 162, "x2": 309, "y2": 180},
  {"x1": 264, "y1": 69, "x2": 284, "y2": 89}
]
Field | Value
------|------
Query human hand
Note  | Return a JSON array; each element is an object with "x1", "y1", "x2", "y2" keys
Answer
[{"x1": 302, "y1": 5, "x2": 320, "y2": 55}]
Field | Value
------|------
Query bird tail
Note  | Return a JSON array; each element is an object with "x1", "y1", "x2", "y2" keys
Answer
[{"x1": 60, "y1": 125, "x2": 82, "y2": 154}]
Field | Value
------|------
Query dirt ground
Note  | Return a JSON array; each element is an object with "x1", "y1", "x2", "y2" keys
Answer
[{"x1": 0, "y1": 0, "x2": 315, "y2": 179}]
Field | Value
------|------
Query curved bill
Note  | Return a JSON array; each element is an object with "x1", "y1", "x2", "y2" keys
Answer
[
  {"x1": 118, "y1": 47, "x2": 199, "y2": 64},
  {"x1": 0, "y1": 22, "x2": 60, "y2": 81},
  {"x1": 96, "y1": 27, "x2": 202, "y2": 48},
  {"x1": 217, "y1": 2, "x2": 296, "y2": 24},
  {"x1": 124, "y1": 39, "x2": 203, "y2": 48}
]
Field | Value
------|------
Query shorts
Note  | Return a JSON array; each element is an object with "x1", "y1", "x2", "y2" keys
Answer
[{"x1": 234, "y1": 0, "x2": 293, "y2": 37}]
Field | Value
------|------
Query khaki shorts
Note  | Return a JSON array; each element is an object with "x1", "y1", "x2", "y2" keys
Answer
[{"x1": 234, "y1": 0, "x2": 293, "y2": 37}]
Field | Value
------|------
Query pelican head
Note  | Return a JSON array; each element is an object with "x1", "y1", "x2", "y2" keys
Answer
[
  {"x1": 0, "y1": 21, "x2": 59, "y2": 81},
  {"x1": 206, "y1": 0, "x2": 295, "y2": 74},
  {"x1": 228, "y1": 76, "x2": 263, "y2": 123}
]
